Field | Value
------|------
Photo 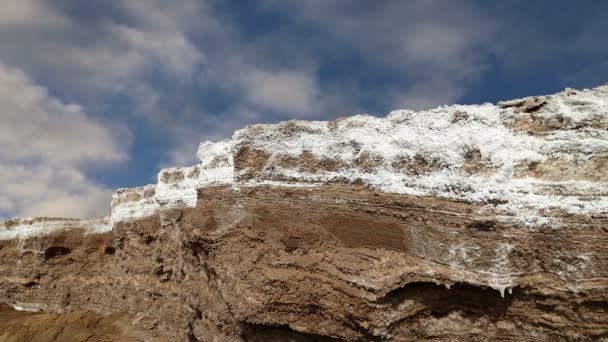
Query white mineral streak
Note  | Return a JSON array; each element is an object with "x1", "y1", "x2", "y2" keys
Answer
[
  {"x1": 447, "y1": 242, "x2": 517, "y2": 296},
  {"x1": 487, "y1": 243, "x2": 515, "y2": 297},
  {"x1": 11, "y1": 302, "x2": 48, "y2": 312},
  {"x1": 0, "y1": 217, "x2": 111, "y2": 240}
]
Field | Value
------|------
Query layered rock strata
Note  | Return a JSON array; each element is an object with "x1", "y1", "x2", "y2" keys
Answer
[{"x1": 1, "y1": 85, "x2": 608, "y2": 341}]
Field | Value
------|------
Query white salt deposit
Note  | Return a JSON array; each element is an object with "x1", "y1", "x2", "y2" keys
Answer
[
  {"x1": 0, "y1": 217, "x2": 111, "y2": 240},
  {"x1": 110, "y1": 141, "x2": 234, "y2": 223},
  {"x1": 3, "y1": 84, "x2": 607, "y2": 235},
  {"x1": 196, "y1": 140, "x2": 235, "y2": 186},
  {"x1": 233, "y1": 85, "x2": 608, "y2": 226},
  {"x1": 11, "y1": 302, "x2": 47, "y2": 312},
  {"x1": 156, "y1": 166, "x2": 201, "y2": 208},
  {"x1": 110, "y1": 185, "x2": 159, "y2": 224}
]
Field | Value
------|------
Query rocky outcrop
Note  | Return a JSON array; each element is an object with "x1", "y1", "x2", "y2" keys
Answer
[{"x1": 1, "y1": 85, "x2": 608, "y2": 341}]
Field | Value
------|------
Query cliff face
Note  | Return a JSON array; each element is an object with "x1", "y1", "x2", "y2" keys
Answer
[{"x1": 1, "y1": 85, "x2": 608, "y2": 341}]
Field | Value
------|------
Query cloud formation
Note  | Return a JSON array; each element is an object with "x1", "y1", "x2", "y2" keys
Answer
[
  {"x1": 0, "y1": 0, "x2": 66, "y2": 27},
  {"x1": 0, "y1": 64, "x2": 127, "y2": 218},
  {"x1": 261, "y1": 0, "x2": 496, "y2": 109}
]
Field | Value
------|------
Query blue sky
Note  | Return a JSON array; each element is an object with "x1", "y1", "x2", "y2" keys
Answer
[{"x1": 0, "y1": 0, "x2": 607, "y2": 218}]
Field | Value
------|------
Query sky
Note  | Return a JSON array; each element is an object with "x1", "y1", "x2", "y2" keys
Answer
[{"x1": 0, "y1": 0, "x2": 607, "y2": 219}]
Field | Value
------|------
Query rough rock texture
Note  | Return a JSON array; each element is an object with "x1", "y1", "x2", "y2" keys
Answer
[
  {"x1": 0, "y1": 304, "x2": 165, "y2": 342},
  {"x1": 1, "y1": 85, "x2": 608, "y2": 341}
]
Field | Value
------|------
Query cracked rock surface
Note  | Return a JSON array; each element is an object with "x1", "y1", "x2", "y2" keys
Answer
[{"x1": 1, "y1": 85, "x2": 608, "y2": 341}]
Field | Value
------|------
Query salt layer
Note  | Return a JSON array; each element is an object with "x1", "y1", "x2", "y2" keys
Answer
[
  {"x1": 0, "y1": 217, "x2": 111, "y2": 240},
  {"x1": 3, "y1": 85, "x2": 607, "y2": 230},
  {"x1": 232, "y1": 85, "x2": 608, "y2": 226}
]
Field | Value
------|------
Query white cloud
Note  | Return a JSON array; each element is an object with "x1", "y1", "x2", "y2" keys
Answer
[
  {"x1": 109, "y1": 23, "x2": 203, "y2": 80},
  {"x1": 240, "y1": 69, "x2": 320, "y2": 115},
  {"x1": 0, "y1": 163, "x2": 114, "y2": 218},
  {"x1": 0, "y1": 0, "x2": 67, "y2": 27},
  {"x1": 389, "y1": 78, "x2": 466, "y2": 111},
  {"x1": 262, "y1": 0, "x2": 496, "y2": 107},
  {"x1": 0, "y1": 64, "x2": 128, "y2": 218},
  {"x1": 0, "y1": 0, "x2": 331, "y2": 145},
  {"x1": 167, "y1": 106, "x2": 264, "y2": 166},
  {"x1": 0, "y1": 65, "x2": 126, "y2": 164},
  {"x1": 0, "y1": 1, "x2": 205, "y2": 102}
]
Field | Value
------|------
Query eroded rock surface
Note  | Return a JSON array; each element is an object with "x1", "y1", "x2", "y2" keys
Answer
[
  {"x1": 1, "y1": 85, "x2": 608, "y2": 341},
  {"x1": 0, "y1": 304, "x2": 165, "y2": 342}
]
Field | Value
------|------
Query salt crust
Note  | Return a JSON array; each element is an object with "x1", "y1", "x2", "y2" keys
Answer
[
  {"x1": 4, "y1": 85, "x2": 607, "y2": 232},
  {"x1": 233, "y1": 85, "x2": 608, "y2": 226},
  {"x1": 2, "y1": 85, "x2": 607, "y2": 295}
]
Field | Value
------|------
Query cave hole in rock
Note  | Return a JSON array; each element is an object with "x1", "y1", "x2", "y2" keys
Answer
[
  {"x1": 43, "y1": 246, "x2": 72, "y2": 260},
  {"x1": 379, "y1": 282, "x2": 516, "y2": 319}
]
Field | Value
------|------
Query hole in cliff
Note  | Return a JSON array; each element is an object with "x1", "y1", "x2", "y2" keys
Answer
[
  {"x1": 582, "y1": 300, "x2": 608, "y2": 313},
  {"x1": 22, "y1": 280, "x2": 38, "y2": 287},
  {"x1": 283, "y1": 241, "x2": 299, "y2": 253},
  {"x1": 188, "y1": 241, "x2": 210, "y2": 260},
  {"x1": 467, "y1": 220, "x2": 496, "y2": 231},
  {"x1": 143, "y1": 235, "x2": 157, "y2": 245},
  {"x1": 240, "y1": 323, "x2": 339, "y2": 342},
  {"x1": 146, "y1": 291, "x2": 163, "y2": 301},
  {"x1": 44, "y1": 246, "x2": 72, "y2": 260},
  {"x1": 155, "y1": 266, "x2": 173, "y2": 282},
  {"x1": 104, "y1": 246, "x2": 116, "y2": 255},
  {"x1": 379, "y1": 282, "x2": 515, "y2": 319},
  {"x1": 187, "y1": 322, "x2": 199, "y2": 342}
]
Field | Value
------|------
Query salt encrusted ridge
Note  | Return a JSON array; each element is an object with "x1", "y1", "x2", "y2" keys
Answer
[
  {"x1": 108, "y1": 84, "x2": 608, "y2": 226},
  {"x1": 2, "y1": 85, "x2": 608, "y2": 234},
  {"x1": 0, "y1": 217, "x2": 111, "y2": 240},
  {"x1": 110, "y1": 185, "x2": 159, "y2": 224},
  {"x1": 109, "y1": 140, "x2": 235, "y2": 223},
  {"x1": 2, "y1": 85, "x2": 607, "y2": 298},
  {"x1": 232, "y1": 85, "x2": 608, "y2": 226}
]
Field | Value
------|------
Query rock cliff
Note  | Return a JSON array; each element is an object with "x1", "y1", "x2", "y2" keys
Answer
[{"x1": 1, "y1": 85, "x2": 608, "y2": 341}]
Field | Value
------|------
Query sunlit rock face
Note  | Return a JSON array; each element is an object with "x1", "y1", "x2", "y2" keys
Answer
[{"x1": 1, "y1": 85, "x2": 608, "y2": 341}]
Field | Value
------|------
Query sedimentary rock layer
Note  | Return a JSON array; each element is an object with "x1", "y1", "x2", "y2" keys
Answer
[{"x1": 1, "y1": 85, "x2": 607, "y2": 341}]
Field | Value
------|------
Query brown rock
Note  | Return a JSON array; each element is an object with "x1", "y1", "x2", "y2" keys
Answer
[{"x1": 2, "y1": 85, "x2": 608, "y2": 341}]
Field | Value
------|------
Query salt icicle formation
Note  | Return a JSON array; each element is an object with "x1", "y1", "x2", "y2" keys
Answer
[{"x1": 1, "y1": 85, "x2": 608, "y2": 341}]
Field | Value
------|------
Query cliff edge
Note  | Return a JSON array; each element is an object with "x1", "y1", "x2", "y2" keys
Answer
[{"x1": 1, "y1": 85, "x2": 608, "y2": 341}]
